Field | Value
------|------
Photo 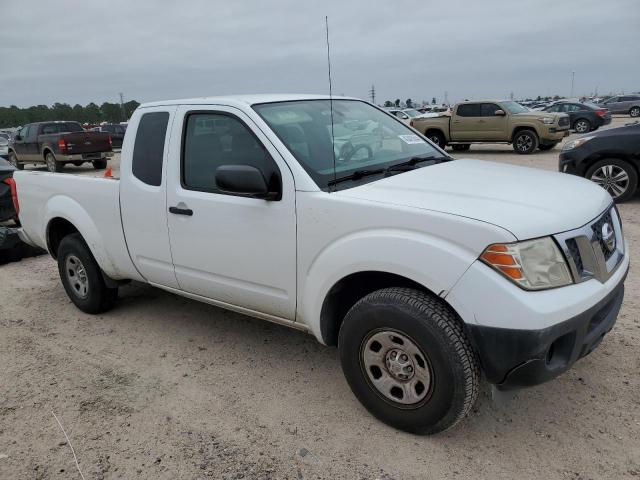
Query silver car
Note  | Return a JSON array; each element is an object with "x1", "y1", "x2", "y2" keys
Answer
[{"x1": 599, "y1": 94, "x2": 640, "y2": 117}]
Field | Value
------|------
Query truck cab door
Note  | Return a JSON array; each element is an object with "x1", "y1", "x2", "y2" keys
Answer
[
  {"x1": 479, "y1": 103, "x2": 508, "y2": 141},
  {"x1": 119, "y1": 106, "x2": 180, "y2": 289},
  {"x1": 12, "y1": 125, "x2": 29, "y2": 159},
  {"x1": 451, "y1": 103, "x2": 481, "y2": 141},
  {"x1": 165, "y1": 105, "x2": 297, "y2": 320}
]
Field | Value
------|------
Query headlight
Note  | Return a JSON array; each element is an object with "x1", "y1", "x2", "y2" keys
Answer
[
  {"x1": 562, "y1": 136, "x2": 594, "y2": 151},
  {"x1": 480, "y1": 237, "x2": 573, "y2": 290},
  {"x1": 537, "y1": 117, "x2": 555, "y2": 125}
]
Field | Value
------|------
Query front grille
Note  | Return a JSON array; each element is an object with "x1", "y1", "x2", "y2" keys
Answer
[
  {"x1": 565, "y1": 238, "x2": 583, "y2": 276},
  {"x1": 558, "y1": 117, "x2": 569, "y2": 127},
  {"x1": 555, "y1": 206, "x2": 624, "y2": 284},
  {"x1": 591, "y1": 210, "x2": 615, "y2": 260}
]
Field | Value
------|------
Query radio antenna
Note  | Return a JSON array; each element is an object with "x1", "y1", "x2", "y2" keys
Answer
[{"x1": 325, "y1": 15, "x2": 337, "y2": 191}]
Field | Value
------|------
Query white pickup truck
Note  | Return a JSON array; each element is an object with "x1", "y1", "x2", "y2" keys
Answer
[{"x1": 15, "y1": 95, "x2": 629, "y2": 434}]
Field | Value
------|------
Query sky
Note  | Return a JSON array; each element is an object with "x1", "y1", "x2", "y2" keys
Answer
[{"x1": 1, "y1": 0, "x2": 639, "y2": 107}]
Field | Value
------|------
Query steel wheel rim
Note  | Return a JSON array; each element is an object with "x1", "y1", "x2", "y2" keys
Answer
[
  {"x1": 516, "y1": 134, "x2": 533, "y2": 151},
  {"x1": 591, "y1": 165, "x2": 629, "y2": 198},
  {"x1": 575, "y1": 121, "x2": 588, "y2": 133},
  {"x1": 65, "y1": 254, "x2": 89, "y2": 298},
  {"x1": 360, "y1": 329, "x2": 431, "y2": 406}
]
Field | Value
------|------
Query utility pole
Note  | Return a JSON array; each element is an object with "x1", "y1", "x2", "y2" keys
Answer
[
  {"x1": 570, "y1": 72, "x2": 575, "y2": 98},
  {"x1": 369, "y1": 85, "x2": 376, "y2": 105},
  {"x1": 444, "y1": 91, "x2": 449, "y2": 105},
  {"x1": 119, "y1": 92, "x2": 125, "y2": 122}
]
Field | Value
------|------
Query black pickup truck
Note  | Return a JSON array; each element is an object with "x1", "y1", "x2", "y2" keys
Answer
[{"x1": 7, "y1": 121, "x2": 112, "y2": 172}]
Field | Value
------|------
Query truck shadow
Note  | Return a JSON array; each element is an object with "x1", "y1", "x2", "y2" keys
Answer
[{"x1": 106, "y1": 280, "x2": 620, "y2": 445}]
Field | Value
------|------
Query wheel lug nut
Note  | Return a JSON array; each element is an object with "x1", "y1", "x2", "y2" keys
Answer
[{"x1": 400, "y1": 354, "x2": 408, "y2": 362}]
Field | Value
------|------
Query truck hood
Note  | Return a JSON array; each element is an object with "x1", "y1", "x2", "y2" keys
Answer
[{"x1": 336, "y1": 159, "x2": 612, "y2": 240}]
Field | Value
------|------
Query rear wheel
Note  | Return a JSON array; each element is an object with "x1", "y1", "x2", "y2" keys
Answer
[
  {"x1": 573, "y1": 119, "x2": 591, "y2": 133},
  {"x1": 630, "y1": 107, "x2": 640, "y2": 118},
  {"x1": 57, "y1": 233, "x2": 118, "y2": 314},
  {"x1": 338, "y1": 288, "x2": 479, "y2": 435},
  {"x1": 586, "y1": 158, "x2": 638, "y2": 203},
  {"x1": 8, "y1": 151, "x2": 24, "y2": 170},
  {"x1": 512, "y1": 130, "x2": 538, "y2": 154},
  {"x1": 451, "y1": 144, "x2": 471, "y2": 152},
  {"x1": 46, "y1": 152, "x2": 63, "y2": 172},
  {"x1": 92, "y1": 159, "x2": 107, "y2": 170},
  {"x1": 426, "y1": 131, "x2": 446, "y2": 149}
]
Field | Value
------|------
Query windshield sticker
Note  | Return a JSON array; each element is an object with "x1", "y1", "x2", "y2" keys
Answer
[{"x1": 398, "y1": 134, "x2": 425, "y2": 145}]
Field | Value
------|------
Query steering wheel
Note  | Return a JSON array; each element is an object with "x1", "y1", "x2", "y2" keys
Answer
[{"x1": 339, "y1": 143, "x2": 374, "y2": 164}]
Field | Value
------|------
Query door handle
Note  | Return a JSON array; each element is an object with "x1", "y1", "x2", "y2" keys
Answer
[{"x1": 169, "y1": 206, "x2": 193, "y2": 216}]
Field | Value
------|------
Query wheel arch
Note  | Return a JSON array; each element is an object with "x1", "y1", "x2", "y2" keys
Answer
[
  {"x1": 510, "y1": 125, "x2": 539, "y2": 142},
  {"x1": 319, "y1": 271, "x2": 434, "y2": 346}
]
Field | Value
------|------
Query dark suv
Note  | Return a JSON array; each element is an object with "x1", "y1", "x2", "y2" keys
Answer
[
  {"x1": 542, "y1": 102, "x2": 611, "y2": 134},
  {"x1": 96, "y1": 123, "x2": 127, "y2": 148},
  {"x1": 559, "y1": 121, "x2": 640, "y2": 202}
]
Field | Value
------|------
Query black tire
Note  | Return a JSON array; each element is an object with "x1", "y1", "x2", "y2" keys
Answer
[
  {"x1": 512, "y1": 129, "x2": 538, "y2": 154},
  {"x1": 8, "y1": 151, "x2": 24, "y2": 170},
  {"x1": 585, "y1": 158, "x2": 638, "y2": 203},
  {"x1": 425, "y1": 131, "x2": 447, "y2": 149},
  {"x1": 338, "y1": 288, "x2": 479, "y2": 435},
  {"x1": 92, "y1": 159, "x2": 108, "y2": 170},
  {"x1": 573, "y1": 118, "x2": 591, "y2": 134},
  {"x1": 72, "y1": 161, "x2": 84, "y2": 167},
  {"x1": 451, "y1": 144, "x2": 471, "y2": 152},
  {"x1": 46, "y1": 151, "x2": 63, "y2": 172},
  {"x1": 57, "y1": 233, "x2": 118, "y2": 314},
  {"x1": 630, "y1": 106, "x2": 640, "y2": 118},
  {"x1": 538, "y1": 143, "x2": 558, "y2": 151}
]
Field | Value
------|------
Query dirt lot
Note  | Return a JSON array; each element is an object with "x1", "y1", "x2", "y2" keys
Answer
[{"x1": 1, "y1": 117, "x2": 639, "y2": 479}]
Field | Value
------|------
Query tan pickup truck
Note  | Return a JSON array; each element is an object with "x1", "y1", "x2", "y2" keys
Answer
[{"x1": 409, "y1": 100, "x2": 570, "y2": 154}]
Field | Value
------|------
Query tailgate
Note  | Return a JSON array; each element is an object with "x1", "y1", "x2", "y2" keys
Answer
[{"x1": 63, "y1": 131, "x2": 112, "y2": 155}]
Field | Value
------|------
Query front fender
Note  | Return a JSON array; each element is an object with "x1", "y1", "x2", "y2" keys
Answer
[{"x1": 300, "y1": 228, "x2": 480, "y2": 342}]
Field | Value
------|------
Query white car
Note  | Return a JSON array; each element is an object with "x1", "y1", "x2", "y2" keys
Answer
[
  {"x1": 387, "y1": 108, "x2": 424, "y2": 125},
  {"x1": 15, "y1": 94, "x2": 629, "y2": 434}
]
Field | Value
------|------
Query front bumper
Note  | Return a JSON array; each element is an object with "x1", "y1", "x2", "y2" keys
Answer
[{"x1": 465, "y1": 269, "x2": 626, "y2": 389}]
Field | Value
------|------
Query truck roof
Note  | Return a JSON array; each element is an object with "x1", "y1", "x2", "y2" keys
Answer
[
  {"x1": 456, "y1": 99, "x2": 511, "y2": 104},
  {"x1": 139, "y1": 94, "x2": 358, "y2": 109}
]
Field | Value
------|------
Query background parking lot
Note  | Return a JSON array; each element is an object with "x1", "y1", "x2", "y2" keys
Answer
[{"x1": 1, "y1": 117, "x2": 639, "y2": 479}]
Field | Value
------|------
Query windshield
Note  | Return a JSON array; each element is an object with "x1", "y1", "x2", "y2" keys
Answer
[
  {"x1": 501, "y1": 101, "x2": 529, "y2": 114},
  {"x1": 253, "y1": 100, "x2": 445, "y2": 191}
]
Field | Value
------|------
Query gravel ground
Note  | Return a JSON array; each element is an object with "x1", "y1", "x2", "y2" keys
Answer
[{"x1": 1, "y1": 117, "x2": 639, "y2": 479}]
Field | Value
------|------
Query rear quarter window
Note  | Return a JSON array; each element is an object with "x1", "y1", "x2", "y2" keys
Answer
[{"x1": 132, "y1": 112, "x2": 170, "y2": 187}]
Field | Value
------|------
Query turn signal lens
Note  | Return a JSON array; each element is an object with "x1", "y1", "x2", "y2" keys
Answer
[{"x1": 480, "y1": 237, "x2": 573, "y2": 290}]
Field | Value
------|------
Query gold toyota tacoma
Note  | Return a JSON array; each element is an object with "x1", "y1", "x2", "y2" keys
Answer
[{"x1": 409, "y1": 100, "x2": 570, "y2": 154}]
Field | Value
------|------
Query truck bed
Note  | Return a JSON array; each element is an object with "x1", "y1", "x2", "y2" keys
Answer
[{"x1": 14, "y1": 171, "x2": 141, "y2": 281}]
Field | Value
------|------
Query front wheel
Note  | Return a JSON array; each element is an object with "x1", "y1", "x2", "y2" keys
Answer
[
  {"x1": 8, "y1": 152, "x2": 24, "y2": 170},
  {"x1": 512, "y1": 130, "x2": 538, "y2": 154},
  {"x1": 338, "y1": 288, "x2": 479, "y2": 435},
  {"x1": 57, "y1": 233, "x2": 118, "y2": 314},
  {"x1": 586, "y1": 158, "x2": 638, "y2": 203},
  {"x1": 630, "y1": 106, "x2": 640, "y2": 117},
  {"x1": 46, "y1": 152, "x2": 63, "y2": 172}
]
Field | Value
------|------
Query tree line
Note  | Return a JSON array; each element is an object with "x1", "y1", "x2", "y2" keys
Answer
[{"x1": 0, "y1": 101, "x2": 141, "y2": 128}]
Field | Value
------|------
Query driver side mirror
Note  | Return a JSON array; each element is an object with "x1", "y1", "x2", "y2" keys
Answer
[
  {"x1": 215, "y1": 164, "x2": 281, "y2": 201},
  {"x1": 494, "y1": 109, "x2": 506, "y2": 116}
]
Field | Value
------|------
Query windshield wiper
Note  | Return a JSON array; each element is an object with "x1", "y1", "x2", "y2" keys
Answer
[
  {"x1": 327, "y1": 168, "x2": 385, "y2": 186},
  {"x1": 385, "y1": 155, "x2": 447, "y2": 174}
]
